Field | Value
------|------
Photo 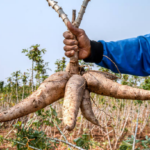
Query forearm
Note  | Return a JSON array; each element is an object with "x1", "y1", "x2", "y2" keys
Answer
[{"x1": 84, "y1": 34, "x2": 150, "y2": 76}]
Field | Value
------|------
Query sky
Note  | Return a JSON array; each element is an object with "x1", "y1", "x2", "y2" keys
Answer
[{"x1": 0, "y1": 0, "x2": 150, "y2": 82}]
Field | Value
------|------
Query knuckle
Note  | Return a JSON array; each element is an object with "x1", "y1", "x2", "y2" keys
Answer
[
  {"x1": 65, "y1": 51, "x2": 74, "y2": 57},
  {"x1": 67, "y1": 35, "x2": 72, "y2": 39},
  {"x1": 63, "y1": 46, "x2": 66, "y2": 50},
  {"x1": 65, "y1": 52, "x2": 71, "y2": 57},
  {"x1": 63, "y1": 39, "x2": 69, "y2": 45},
  {"x1": 65, "y1": 52, "x2": 69, "y2": 57},
  {"x1": 75, "y1": 40, "x2": 78, "y2": 45},
  {"x1": 73, "y1": 40, "x2": 78, "y2": 45},
  {"x1": 68, "y1": 40, "x2": 73, "y2": 45},
  {"x1": 80, "y1": 29, "x2": 85, "y2": 34},
  {"x1": 71, "y1": 40, "x2": 76, "y2": 45},
  {"x1": 63, "y1": 39, "x2": 66, "y2": 44},
  {"x1": 70, "y1": 34, "x2": 74, "y2": 39},
  {"x1": 63, "y1": 31, "x2": 70, "y2": 38},
  {"x1": 63, "y1": 32, "x2": 66, "y2": 38},
  {"x1": 67, "y1": 34, "x2": 71, "y2": 39}
]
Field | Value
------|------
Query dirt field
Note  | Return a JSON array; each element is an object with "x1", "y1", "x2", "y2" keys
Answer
[{"x1": 0, "y1": 123, "x2": 150, "y2": 150}]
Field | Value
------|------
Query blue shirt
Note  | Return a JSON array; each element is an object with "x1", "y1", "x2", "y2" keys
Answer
[{"x1": 97, "y1": 34, "x2": 150, "y2": 76}]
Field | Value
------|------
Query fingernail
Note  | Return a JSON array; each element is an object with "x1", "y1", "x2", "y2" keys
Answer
[{"x1": 72, "y1": 41, "x2": 76, "y2": 45}]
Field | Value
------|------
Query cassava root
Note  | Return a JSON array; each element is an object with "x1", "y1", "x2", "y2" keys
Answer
[
  {"x1": 1, "y1": 0, "x2": 150, "y2": 132},
  {"x1": 0, "y1": 72, "x2": 70, "y2": 122},
  {"x1": 63, "y1": 75, "x2": 86, "y2": 131},
  {"x1": 1, "y1": 69, "x2": 150, "y2": 128},
  {"x1": 81, "y1": 89, "x2": 99, "y2": 126},
  {"x1": 83, "y1": 71, "x2": 150, "y2": 100}
]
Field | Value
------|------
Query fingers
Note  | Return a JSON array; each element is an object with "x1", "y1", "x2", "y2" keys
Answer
[
  {"x1": 64, "y1": 45, "x2": 78, "y2": 51},
  {"x1": 63, "y1": 23, "x2": 79, "y2": 58},
  {"x1": 63, "y1": 22, "x2": 87, "y2": 58},
  {"x1": 63, "y1": 22, "x2": 85, "y2": 40},
  {"x1": 63, "y1": 31, "x2": 74, "y2": 39},
  {"x1": 63, "y1": 39, "x2": 78, "y2": 46},
  {"x1": 65, "y1": 50, "x2": 75, "y2": 57},
  {"x1": 63, "y1": 39, "x2": 78, "y2": 57},
  {"x1": 67, "y1": 22, "x2": 81, "y2": 36}
]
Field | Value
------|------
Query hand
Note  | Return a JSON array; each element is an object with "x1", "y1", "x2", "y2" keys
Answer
[{"x1": 63, "y1": 22, "x2": 91, "y2": 60}]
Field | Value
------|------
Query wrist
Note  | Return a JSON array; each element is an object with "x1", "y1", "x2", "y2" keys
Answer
[
  {"x1": 83, "y1": 40, "x2": 104, "y2": 63},
  {"x1": 86, "y1": 44, "x2": 91, "y2": 58}
]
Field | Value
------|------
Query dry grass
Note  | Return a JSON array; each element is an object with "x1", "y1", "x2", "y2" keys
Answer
[{"x1": 0, "y1": 94, "x2": 150, "y2": 149}]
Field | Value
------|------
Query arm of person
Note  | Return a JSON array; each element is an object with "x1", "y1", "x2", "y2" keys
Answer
[
  {"x1": 63, "y1": 22, "x2": 150, "y2": 76},
  {"x1": 84, "y1": 34, "x2": 150, "y2": 76}
]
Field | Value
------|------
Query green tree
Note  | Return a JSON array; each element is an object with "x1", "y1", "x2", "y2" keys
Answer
[
  {"x1": 21, "y1": 72, "x2": 29, "y2": 100},
  {"x1": 22, "y1": 44, "x2": 46, "y2": 91},
  {"x1": 12, "y1": 71, "x2": 21, "y2": 103},
  {"x1": 55, "y1": 57, "x2": 66, "y2": 72},
  {"x1": 34, "y1": 60, "x2": 50, "y2": 87},
  {"x1": 0, "y1": 81, "x2": 4, "y2": 93}
]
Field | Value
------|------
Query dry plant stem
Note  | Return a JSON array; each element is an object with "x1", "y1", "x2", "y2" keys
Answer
[
  {"x1": 81, "y1": 89, "x2": 100, "y2": 126},
  {"x1": 46, "y1": 0, "x2": 79, "y2": 74},
  {"x1": 72, "y1": 10, "x2": 76, "y2": 23},
  {"x1": 139, "y1": 104, "x2": 150, "y2": 135},
  {"x1": 69, "y1": 10, "x2": 79, "y2": 75},
  {"x1": 90, "y1": 96, "x2": 114, "y2": 119},
  {"x1": 83, "y1": 71, "x2": 150, "y2": 100},
  {"x1": 0, "y1": 72, "x2": 70, "y2": 122},
  {"x1": 4, "y1": 125, "x2": 15, "y2": 139},
  {"x1": 74, "y1": 0, "x2": 91, "y2": 28},
  {"x1": 104, "y1": 116, "x2": 113, "y2": 150},
  {"x1": 77, "y1": 114, "x2": 83, "y2": 136},
  {"x1": 51, "y1": 118, "x2": 73, "y2": 150},
  {"x1": 114, "y1": 105, "x2": 131, "y2": 149},
  {"x1": 11, "y1": 140, "x2": 41, "y2": 150},
  {"x1": 70, "y1": 0, "x2": 91, "y2": 74},
  {"x1": 47, "y1": 0, "x2": 70, "y2": 26},
  {"x1": 69, "y1": 0, "x2": 92, "y2": 74},
  {"x1": 132, "y1": 105, "x2": 140, "y2": 150},
  {"x1": 86, "y1": 70, "x2": 118, "y2": 80},
  {"x1": 52, "y1": 138, "x2": 85, "y2": 150},
  {"x1": 63, "y1": 75, "x2": 86, "y2": 131},
  {"x1": 103, "y1": 55, "x2": 122, "y2": 79}
]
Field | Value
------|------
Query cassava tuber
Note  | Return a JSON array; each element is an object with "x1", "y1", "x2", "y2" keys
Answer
[
  {"x1": 83, "y1": 71, "x2": 150, "y2": 100},
  {"x1": 81, "y1": 89, "x2": 99, "y2": 126},
  {"x1": 0, "y1": 72, "x2": 70, "y2": 122},
  {"x1": 63, "y1": 75, "x2": 86, "y2": 131}
]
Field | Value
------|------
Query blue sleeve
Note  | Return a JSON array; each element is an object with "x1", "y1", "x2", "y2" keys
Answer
[{"x1": 97, "y1": 34, "x2": 150, "y2": 76}]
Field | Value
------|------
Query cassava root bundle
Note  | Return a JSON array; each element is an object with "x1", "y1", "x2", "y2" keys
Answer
[{"x1": 0, "y1": 0, "x2": 150, "y2": 131}]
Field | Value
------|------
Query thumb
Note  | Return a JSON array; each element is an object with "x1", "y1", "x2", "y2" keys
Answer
[{"x1": 67, "y1": 22, "x2": 81, "y2": 36}]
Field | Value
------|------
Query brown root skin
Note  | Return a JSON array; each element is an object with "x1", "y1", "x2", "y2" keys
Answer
[
  {"x1": 63, "y1": 75, "x2": 86, "y2": 131},
  {"x1": 0, "y1": 72, "x2": 70, "y2": 122},
  {"x1": 83, "y1": 71, "x2": 150, "y2": 100},
  {"x1": 65, "y1": 62, "x2": 85, "y2": 75},
  {"x1": 84, "y1": 70, "x2": 118, "y2": 80},
  {"x1": 81, "y1": 89, "x2": 99, "y2": 126}
]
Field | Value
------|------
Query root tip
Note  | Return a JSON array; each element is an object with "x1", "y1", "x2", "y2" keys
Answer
[{"x1": 65, "y1": 126, "x2": 73, "y2": 131}]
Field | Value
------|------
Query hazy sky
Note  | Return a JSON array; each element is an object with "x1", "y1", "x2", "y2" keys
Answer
[{"x1": 0, "y1": 0, "x2": 150, "y2": 82}]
